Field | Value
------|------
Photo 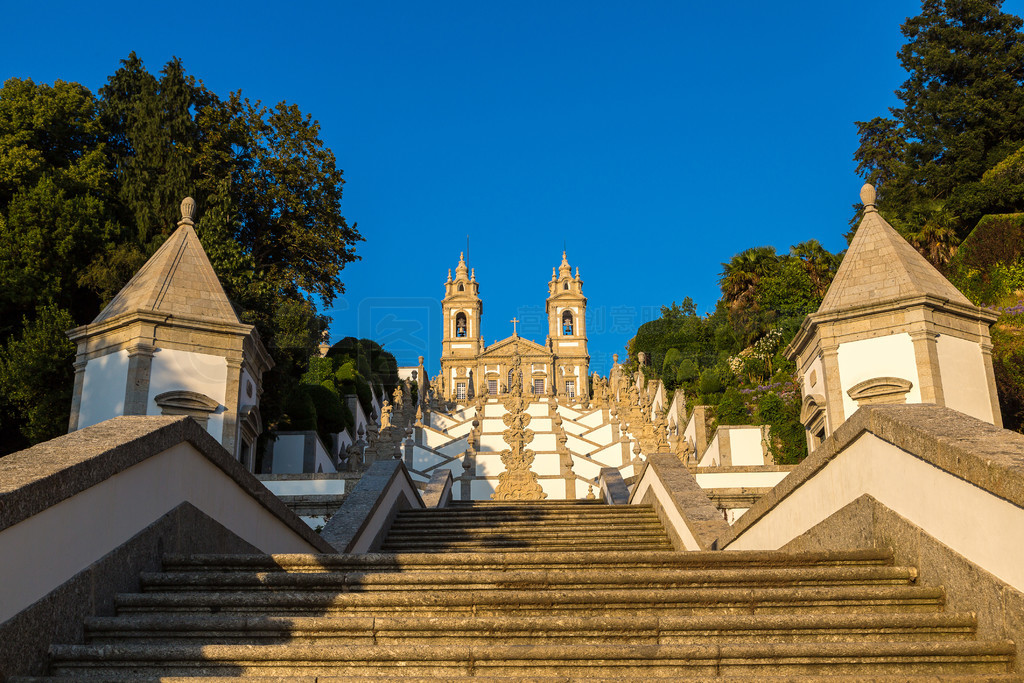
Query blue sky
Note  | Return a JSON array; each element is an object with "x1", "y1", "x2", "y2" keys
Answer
[{"x1": 6, "y1": 1, "x2": 1022, "y2": 374}]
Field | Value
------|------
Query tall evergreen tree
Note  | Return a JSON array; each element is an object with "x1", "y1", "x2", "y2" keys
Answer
[{"x1": 854, "y1": 0, "x2": 1024, "y2": 243}]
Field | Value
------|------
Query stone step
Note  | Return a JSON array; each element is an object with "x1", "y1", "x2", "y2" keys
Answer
[
  {"x1": 391, "y1": 509, "x2": 662, "y2": 521},
  {"x1": 160, "y1": 549, "x2": 897, "y2": 573},
  {"x1": 113, "y1": 585, "x2": 947, "y2": 616},
  {"x1": 380, "y1": 528, "x2": 675, "y2": 544},
  {"x1": 83, "y1": 611, "x2": 981, "y2": 646},
  {"x1": 137, "y1": 565, "x2": 920, "y2": 592},
  {"x1": 377, "y1": 540, "x2": 676, "y2": 552},
  {"x1": 18, "y1": 674, "x2": 1024, "y2": 682},
  {"x1": 386, "y1": 521, "x2": 664, "y2": 532},
  {"x1": 46, "y1": 640, "x2": 1017, "y2": 677},
  {"x1": 382, "y1": 524, "x2": 663, "y2": 532}
]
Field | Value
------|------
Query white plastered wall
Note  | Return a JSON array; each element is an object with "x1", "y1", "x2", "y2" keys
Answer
[
  {"x1": 270, "y1": 434, "x2": 305, "y2": 473},
  {"x1": 78, "y1": 350, "x2": 130, "y2": 429},
  {"x1": 936, "y1": 334, "x2": 994, "y2": 423},
  {"x1": 837, "y1": 333, "x2": 921, "y2": 418},
  {"x1": 699, "y1": 433, "x2": 722, "y2": 467},
  {"x1": 148, "y1": 348, "x2": 228, "y2": 441},
  {"x1": 313, "y1": 438, "x2": 334, "y2": 473},
  {"x1": 0, "y1": 442, "x2": 319, "y2": 625},
  {"x1": 729, "y1": 427, "x2": 765, "y2": 466},
  {"x1": 725, "y1": 433, "x2": 1024, "y2": 591},
  {"x1": 694, "y1": 471, "x2": 790, "y2": 489},
  {"x1": 803, "y1": 355, "x2": 825, "y2": 400},
  {"x1": 681, "y1": 409, "x2": 700, "y2": 456}
]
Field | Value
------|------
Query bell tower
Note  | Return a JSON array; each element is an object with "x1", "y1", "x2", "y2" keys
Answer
[
  {"x1": 546, "y1": 252, "x2": 589, "y2": 398},
  {"x1": 440, "y1": 252, "x2": 483, "y2": 400}
]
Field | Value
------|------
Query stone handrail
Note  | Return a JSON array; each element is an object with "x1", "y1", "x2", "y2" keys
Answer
[
  {"x1": 718, "y1": 404, "x2": 1024, "y2": 591},
  {"x1": 0, "y1": 415, "x2": 330, "y2": 678},
  {"x1": 321, "y1": 459, "x2": 424, "y2": 552},
  {"x1": 598, "y1": 467, "x2": 629, "y2": 504},
  {"x1": 422, "y1": 468, "x2": 454, "y2": 508},
  {"x1": 628, "y1": 453, "x2": 730, "y2": 551}
]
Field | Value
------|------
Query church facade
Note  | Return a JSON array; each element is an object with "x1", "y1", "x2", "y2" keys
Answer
[{"x1": 438, "y1": 252, "x2": 590, "y2": 402}]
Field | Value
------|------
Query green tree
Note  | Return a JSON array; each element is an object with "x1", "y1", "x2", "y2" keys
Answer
[
  {"x1": 0, "y1": 305, "x2": 76, "y2": 447},
  {"x1": 0, "y1": 55, "x2": 362, "y2": 452},
  {"x1": 854, "y1": 0, "x2": 1024, "y2": 241},
  {"x1": 719, "y1": 246, "x2": 780, "y2": 310},
  {"x1": 756, "y1": 391, "x2": 807, "y2": 464},
  {"x1": 0, "y1": 78, "x2": 116, "y2": 337},
  {"x1": 716, "y1": 386, "x2": 750, "y2": 426},
  {"x1": 789, "y1": 240, "x2": 841, "y2": 298}
]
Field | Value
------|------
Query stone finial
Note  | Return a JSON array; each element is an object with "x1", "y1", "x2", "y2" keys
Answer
[
  {"x1": 418, "y1": 355, "x2": 424, "y2": 364},
  {"x1": 559, "y1": 250, "x2": 571, "y2": 277},
  {"x1": 447, "y1": 269, "x2": 452, "y2": 282},
  {"x1": 551, "y1": 267, "x2": 557, "y2": 281},
  {"x1": 860, "y1": 182, "x2": 877, "y2": 213},
  {"x1": 178, "y1": 197, "x2": 196, "y2": 227},
  {"x1": 470, "y1": 267, "x2": 476, "y2": 281}
]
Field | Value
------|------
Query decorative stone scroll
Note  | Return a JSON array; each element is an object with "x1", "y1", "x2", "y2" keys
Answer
[{"x1": 492, "y1": 348, "x2": 547, "y2": 501}]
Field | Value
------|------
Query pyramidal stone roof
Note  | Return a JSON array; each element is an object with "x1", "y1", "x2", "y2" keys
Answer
[
  {"x1": 93, "y1": 198, "x2": 241, "y2": 325},
  {"x1": 817, "y1": 183, "x2": 972, "y2": 314}
]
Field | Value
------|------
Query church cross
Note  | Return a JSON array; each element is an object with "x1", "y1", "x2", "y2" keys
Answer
[{"x1": 511, "y1": 317, "x2": 519, "y2": 335}]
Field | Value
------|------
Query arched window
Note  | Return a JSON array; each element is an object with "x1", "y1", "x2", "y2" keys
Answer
[
  {"x1": 562, "y1": 310, "x2": 574, "y2": 335},
  {"x1": 455, "y1": 312, "x2": 467, "y2": 337},
  {"x1": 458, "y1": 283, "x2": 465, "y2": 292},
  {"x1": 563, "y1": 282, "x2": 569, "y2": 290}
]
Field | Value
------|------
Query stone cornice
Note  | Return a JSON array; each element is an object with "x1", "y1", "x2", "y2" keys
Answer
[
  {"x1": 786, "y1": 294, "x2": 999, "y2": 360},
  {"x1": 68, "y1": 310, "x2": 255, "y2": 343}
]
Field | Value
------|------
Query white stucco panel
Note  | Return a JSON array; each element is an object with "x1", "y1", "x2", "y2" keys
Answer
[
  {"x1": 270, "y1": 434, "x2": 306, "y2": 474},
  {"x1": 725, "y1": 433, "x2": 1024, "y2": 591},
  {"x1": 728, "y1": 427, "x2": 766, "y2": 466},
  {"x1": 936, "y1": 334, "x2": 994, "y2": 423},
  {"x1": 78, "y1": 350, "x2": 130, "y2": 429},
  {"x1": 837, "y1": 333, "x2": 921, "y2": 418},
  {"x1": 148, "y1": 348, "x2": 228, "y2": 441}
]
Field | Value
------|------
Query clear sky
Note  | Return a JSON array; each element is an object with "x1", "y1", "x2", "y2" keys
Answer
[{"x1": 6, "y1": 1, "x2": 1023, "y2": 375}]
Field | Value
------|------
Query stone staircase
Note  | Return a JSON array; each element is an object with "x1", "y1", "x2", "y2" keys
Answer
[
  {"x1": 21, "y1": 501, "x2": 1020, "y2": 680},
  {"x1": 381, "y1": 500, "x2": 674, "y2": 552}
]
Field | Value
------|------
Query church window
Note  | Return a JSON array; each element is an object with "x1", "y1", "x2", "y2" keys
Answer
[
  {"x1": 565, "y1": 380, "x2": 576, "y2": 398},
  {"x1": 455, "y1": 312, "x2": 467, "y2": 337},
  {"x1": 562, "y1": 310, "x2": 574, "y2": 335},
  {"x1": 533, "y1": 378, "x2": 545, "y2": 395},
  {"x1": 488, "y1": 379, "x2": 498, "y2": 395},
  {"x1": 458, "y1": 283, "x2": 464, "y2": 291},
  {"x1": 563, "y1": 282, "x2": 569, "y2": 290},
  {"x1": 508, "y1": 368, "x2": 516, "y2": 391},
  {"x1": 456, "y1": 382, "x2": 467, "y2": 400}
]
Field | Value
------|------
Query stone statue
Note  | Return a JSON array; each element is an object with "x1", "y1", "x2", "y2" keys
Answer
[{"x1": 380, "y1": 399, "x2": 393, "y2": 429}]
